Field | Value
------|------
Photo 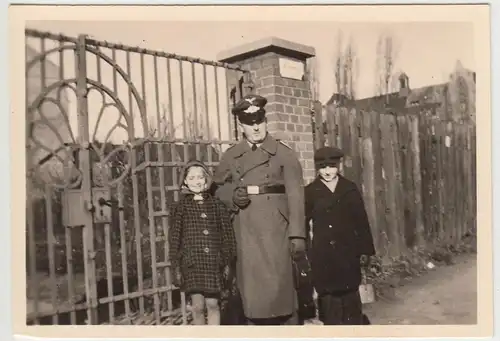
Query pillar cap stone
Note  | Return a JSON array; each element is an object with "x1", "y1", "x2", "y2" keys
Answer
[{"x1": 217, "y1": 36, "x2": 316, "y2": 64}]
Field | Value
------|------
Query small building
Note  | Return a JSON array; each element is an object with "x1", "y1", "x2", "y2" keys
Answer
[{"x1": 324, "y1": 60, "x2": 476, "y2": 122}]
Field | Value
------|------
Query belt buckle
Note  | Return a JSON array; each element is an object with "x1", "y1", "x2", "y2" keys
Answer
[{"x1": 246, "y1": 185, "x2": 259, "y2": 195}]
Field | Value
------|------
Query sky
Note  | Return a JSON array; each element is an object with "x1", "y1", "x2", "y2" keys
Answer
[{"x1": 26, "y1": 20, "x2": 474, "y2": 145}]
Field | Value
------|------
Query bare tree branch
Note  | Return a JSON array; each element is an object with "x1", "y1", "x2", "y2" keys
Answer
[
  {"x1": 333, "y1": 30, "x2": 358, "y2": 101},
  {"x1": 375, "y1": 33, "x2": 398, "y2": 100},
  {"x1": 334, "y1": 30, "x2": 343, "y2": 95}
]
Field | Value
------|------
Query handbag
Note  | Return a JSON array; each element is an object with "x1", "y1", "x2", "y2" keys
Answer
[
  {"x1": 220, "y1": 265, "x2": 246, "y2": 325},
  {"x1": 359, "y1": 268, "x2": 375, "y2": 304},
  {"x1": 292, "y1": 254, "x2": 317, "y2": 321}
]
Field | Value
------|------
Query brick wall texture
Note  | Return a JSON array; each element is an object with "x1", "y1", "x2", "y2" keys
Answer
[{"x1": 228, "y1": 52, "x2": 316, "y2": 184}]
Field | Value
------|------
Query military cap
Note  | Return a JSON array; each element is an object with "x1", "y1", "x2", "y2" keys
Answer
[
  {"x1": 232, "y1": 94, "x2": 268, "y2": 125},
  {"x1": 314, "y1": 146, "x2": 344, "y2": 168}
]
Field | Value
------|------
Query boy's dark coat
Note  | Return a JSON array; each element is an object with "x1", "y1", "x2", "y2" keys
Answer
[{"x1": 305, "y1": 175, "x2": 375, "y2": 295}]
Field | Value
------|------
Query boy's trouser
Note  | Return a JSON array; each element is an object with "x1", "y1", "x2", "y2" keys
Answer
[{"x1": 318, "y1": 289, "x2": 363, "y2": 325}]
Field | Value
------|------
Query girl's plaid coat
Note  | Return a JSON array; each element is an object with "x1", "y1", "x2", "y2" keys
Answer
[{"x1": 168, "y1": 192, "x2": 237, "y2": 295}]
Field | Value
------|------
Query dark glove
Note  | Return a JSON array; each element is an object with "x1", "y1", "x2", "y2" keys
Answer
[
  {"x1": 360, "y1": 254, "x2": 370, "y2": 267},
  {"x1": 233, "y1": 186, "x2": 250, "y2": 209},
  {"x1": 172, "y1": 267, "x2": 183, "y2": 288},
  {"x1": 222, "y1": 265, "x2": 230, "y2": 281},
  {"x1": 290, "y1": 238, "x2": 306, "y2": 260}
]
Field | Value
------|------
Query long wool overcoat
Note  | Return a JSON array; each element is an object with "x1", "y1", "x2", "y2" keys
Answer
[
  {"x1": 213, "y1": 134, "x2": 306, "y2": 319},
  {"x1": 168, "y1": 192, "x2": 237, "y2": 295},
  {"x1": 305, "y1": 175, "x2": 376, "y2": 295}
]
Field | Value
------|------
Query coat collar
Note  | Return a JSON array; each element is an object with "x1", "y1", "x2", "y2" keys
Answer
[
  {"x1": 308, "y1": 175, "x2": 357, "y2": 215},
  {"x1": 231, "y1": 133, "x2": 278, "y2": 158},
  {"x1": 310, "y1": 175, "x2": 356, "y2": 199},
  {"x1": 180, "y1": 190, "x2": 211, "y2": 201},
  {"x1": 260, "y1": 134, "x2": 279, "y2": 155}
]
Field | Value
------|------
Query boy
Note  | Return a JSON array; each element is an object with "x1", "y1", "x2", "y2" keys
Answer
[{"x1": 305, "y1": 146, "x2": 375, "y2": 325}]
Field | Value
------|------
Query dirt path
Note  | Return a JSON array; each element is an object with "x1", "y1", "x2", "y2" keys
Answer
[{"x1": 362, "y1": 253, "x2": 477, "y2": 325}]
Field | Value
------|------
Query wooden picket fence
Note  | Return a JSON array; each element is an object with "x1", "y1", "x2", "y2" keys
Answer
[{"x1": 315, "y1": 104, "x2": 476, "y2": 261}]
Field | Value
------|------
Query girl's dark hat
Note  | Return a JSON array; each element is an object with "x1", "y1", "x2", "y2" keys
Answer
[
  {"x1": 314, "y1": 146, "x2": 344, "y2": 168},
  {"x1": 232, "y1": 94, "x2": 268, "y2": 125}
]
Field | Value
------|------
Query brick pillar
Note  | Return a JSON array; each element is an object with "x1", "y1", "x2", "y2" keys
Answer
[{"x1": 218, "y1": 37, "x2": 317, "y2": 184}]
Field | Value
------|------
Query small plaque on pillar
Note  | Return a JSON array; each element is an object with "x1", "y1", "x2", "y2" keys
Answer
[{"x1": 278, "y1": 57, "x2": 305, "y2": 80}]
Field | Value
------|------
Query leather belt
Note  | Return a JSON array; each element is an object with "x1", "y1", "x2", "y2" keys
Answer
[{"x1": 246, "y1": 184, "x2": 286, "y2": 195}]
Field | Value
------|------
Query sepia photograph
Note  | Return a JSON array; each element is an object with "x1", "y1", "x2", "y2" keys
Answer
[{"x1": 10, "y1": 4, "x2": 492, "y2": 339}]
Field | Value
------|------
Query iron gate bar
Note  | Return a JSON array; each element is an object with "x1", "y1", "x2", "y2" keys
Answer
[
  {"x1": 153, "y1": 56, "x2": 161, "y2": 136},
  {"x1": 104, "y1": 221, "x2": 115, "y2": 323},
  {"x1": 139, "y1": 53, "x2": 148, "y2": 138},
  {"x1": 169, "y1": 142, "x2": 180, "y2": 315},
  {"x1": 191, "y1": 62, "x2": 198, "y2": 138},
  {"x1": 117, "y1": 182, "x2": 132, "y2": 320},
  {"x1": 140, "y1": 50, "x2": 162, "y2": 323},
  {"x1": 145, "y1": 143, "x2": 161, "y2": 324},
  {"x1": 128, "y1": 100, "x2": 145, "y2": 319},
  {"x1": 152, "y1": 53, "x2": 173, "y2": 314},
  {"x1": 203, "y1": 64, "x2": 210, "y2": 139},
  {"x1": 214, "y1": 66, "x2": 222, "y2": 140},
  {"x1": 132, "y1": 160, "x2": 222, "y2": 175},
  {"x1": 44, "y1": 185, "x2": 58, "y2": 325},
  {"x1": 75, "y1": 34, "x2": 99, "y2": 325},
  {"x1": 166, "y1": 58, "x2": 174, "y2": 137},
  {"x1": 129, "y1": 137, "x2": 235, "y2": 147},
  {"x1": 64, "y1": 226, "x2": 76, "y2": 324},
  {"x1": 97, "y1": 39, "x2": 116, "y2": 323},
  {"x1": 179, "y1": 60, "x2": 188, "y2": 138}
]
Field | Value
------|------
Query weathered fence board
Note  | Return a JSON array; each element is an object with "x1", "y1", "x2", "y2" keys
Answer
[
  {"x1": 409, "y1": 114, "x2": 424, "y2": 248},
  {"x1": 435, "y1": 119, "x2": 445, "y2": 241},
  {"x1": 370, "y1": 111, "x2": 389, "y2": 259},
  {"x1": 380, "y1": 114, "x2": 401, "y2": 258},
  {"x1": 396, "y1": 115, "x2": 416, "y2": 248},
  {"x1": 320, "y1": 105, "x2": 476, "y2": 262},
  {"x1": 349, "y1": 109, "x2": 361, "y2": 187},
  {"x1": 361, "y1": 112, "x2": 378, "y2": 252},
  {"x1": 339, "y1": 109, "x2": 352, "y2": 179}
]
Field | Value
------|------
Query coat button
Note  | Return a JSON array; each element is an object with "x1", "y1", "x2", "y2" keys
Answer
[
  {"x1": 330, "y1": 241, "x2": 335, "y2": 245},
  {"x1": 204, "y1": 247, "x2": 210, "y2": 253},
  {"x1": 203, "y1": 229, "x2": 209, "y2": 235},
  {"x1": 328, "y1": 225, "x2": 332, "y2": 228},
  {"x1": 201, "y1": 213, "x2": 207, "y2": 218}
]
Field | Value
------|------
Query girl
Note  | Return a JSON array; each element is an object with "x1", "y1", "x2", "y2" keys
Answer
[
  {"x1": 304, "y1": 147, "x2": 375, "y2": 325},
  {"x1": 168, "y1": 160, "x2": 237, "y2": 325}
]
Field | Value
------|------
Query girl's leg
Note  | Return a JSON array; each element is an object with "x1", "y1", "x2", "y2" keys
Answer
[
  {"x1": 190, "y1": 294, "x2": 206, "y2": 325},
  {"x1": 205, "y1": 297, "x2": 220, "y2": 325}
]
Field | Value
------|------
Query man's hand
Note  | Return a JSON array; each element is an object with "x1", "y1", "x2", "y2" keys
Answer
[
  {"x1": 172, "y1": 267, "x2": 183, "y2": 288},
  {"x1": 222, "y1": 265, "x2": 230, "y2": 281},
  {"x1": 290, "y1": 238, "x2": 306, "y2": 260},
  {"x1": 233, "y1": 186, "x2": 251, "y2": 209},
  {"x1": 360, "y1": 255, "x2": 370, "y2": 267}
]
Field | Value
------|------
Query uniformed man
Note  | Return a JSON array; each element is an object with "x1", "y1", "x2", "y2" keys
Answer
[{"x1": 213, "y1": 94, "x2": 307, "y2": 325}]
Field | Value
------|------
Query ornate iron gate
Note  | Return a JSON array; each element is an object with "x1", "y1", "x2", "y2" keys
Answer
[{"x1": 26, "y1": 29, "x2": 252, "y2": 325}]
